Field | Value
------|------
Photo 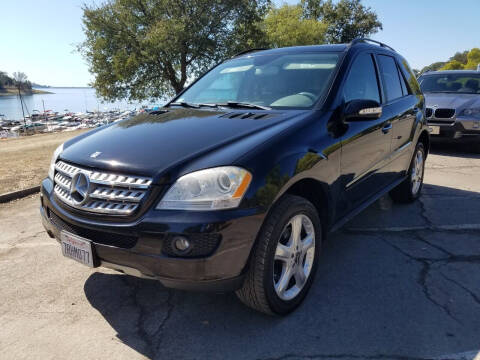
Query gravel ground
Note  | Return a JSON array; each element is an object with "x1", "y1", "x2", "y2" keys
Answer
[
  {"x1": 0, "y1": 130, "x2": 87, "y2": 194},
  {"x1": 1, "y1": 140, "x2": 480, "y2": 360}
]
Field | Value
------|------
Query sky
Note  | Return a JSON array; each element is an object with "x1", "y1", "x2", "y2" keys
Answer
[{"x1": 1, "y1": 0, "x2": 479, "y2": 87}]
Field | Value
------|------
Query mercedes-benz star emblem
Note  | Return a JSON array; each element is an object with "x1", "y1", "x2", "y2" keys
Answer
[{"x1": 70, "y1": 172, "x2": 90, "y2": 205}]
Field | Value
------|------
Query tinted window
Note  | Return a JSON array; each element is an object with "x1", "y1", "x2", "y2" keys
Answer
[
  {"x1": 398, "y1": 58, "x2": 421, "y2": 95},
  {"x1": 398, "y1": 67, "x2": 409, "y2": 96},
  {"x1": 344, "y1": 53, "x2": 380, "y2": 103},
  {"x1": 378, "y1": 55, "x2": 403, "y2": 102}
]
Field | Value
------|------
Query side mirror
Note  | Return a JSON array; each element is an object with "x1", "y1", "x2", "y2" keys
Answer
[{"x1": 344, "y1": 100, "x2": 382, "y2": 121}]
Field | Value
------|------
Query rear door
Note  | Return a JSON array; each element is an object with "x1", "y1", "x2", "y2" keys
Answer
[
  {"x1": 340, "y1": 52, "x2": 393, "y2": 208},
  {"x1": 376, "y1": 54, "x2": 418, "y2": 174}
]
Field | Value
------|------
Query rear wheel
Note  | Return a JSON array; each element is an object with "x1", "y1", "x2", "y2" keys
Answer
[
  {"x1": 236, "y1": 195, "x2": 322, "y2": 315},
  {"x1": 390, "y1": 142, "x2": 425, "y2": 203}
]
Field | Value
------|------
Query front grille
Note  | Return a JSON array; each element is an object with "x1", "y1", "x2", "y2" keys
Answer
[
  {"x1": 48, "y1": 209, "x2": 137, "y2": 248},
  {"x1": 54, "y1": 160, "x2": 152, "y2": 215},
  {"x1": 162, "y1": 233, "x2": 221, "y2": 258},
  {"x1": 425, "y1": 108, "x2": 433, "y2": 118},
  {"x1": 434, "y1": 108, "x2": 455, "y2": 119}
]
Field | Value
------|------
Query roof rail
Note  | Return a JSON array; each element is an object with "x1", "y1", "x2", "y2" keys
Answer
[
  {"x1": 350, "y1": 38, "x2": 395, "y2": 52},
  {"x1": 232, "y1": 48, "x2": 268, "y2": 58}
]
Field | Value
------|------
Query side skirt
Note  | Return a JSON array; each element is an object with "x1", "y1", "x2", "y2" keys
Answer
[{"x1": 329, "y1": 175, "x2": 407, "y2": 233}]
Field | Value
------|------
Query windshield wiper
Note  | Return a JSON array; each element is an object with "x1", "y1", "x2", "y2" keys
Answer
[
  {"x1": 218, "y1": 101, "x2": 271, "y2": 110},
  {"x1": 169, "y1": 101, "x2": 200, "y2": 108}
]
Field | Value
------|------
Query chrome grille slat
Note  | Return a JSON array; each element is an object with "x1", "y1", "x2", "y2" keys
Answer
[
  {"x1": 53, "y1": 161, "x2": 152, "y2": 215},
  {"x1": 89, "y1": 186, "x2": 145, "y2": 202}
]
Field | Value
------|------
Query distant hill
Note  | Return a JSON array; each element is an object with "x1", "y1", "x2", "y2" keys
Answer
[
  {"x1": 0, "y1": 86, "x2": 52, "y2": 96},
  {"x1": 31, "y1": 82, "x2": 51, "y2": 88}
]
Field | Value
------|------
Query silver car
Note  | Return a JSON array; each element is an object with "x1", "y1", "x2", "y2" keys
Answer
[{"x1": 418, "y1": 69, "x2": 480, "y2": 139}]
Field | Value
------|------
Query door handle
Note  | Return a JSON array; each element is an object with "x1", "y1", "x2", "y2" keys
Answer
[{"x1": 382, "y1": 123, "x2": 392, "y2": 134}]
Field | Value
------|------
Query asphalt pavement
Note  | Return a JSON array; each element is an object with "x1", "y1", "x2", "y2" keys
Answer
[{"x1": 1, "y1": 141, "x2": 480, "y2": 360}]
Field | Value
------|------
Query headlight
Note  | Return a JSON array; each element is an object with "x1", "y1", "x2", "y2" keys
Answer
[
  {"x1": 157, "y1": 166, "x2": 252, "y2": 211},
  {"x1": 462, "y1": 108, "x2": 480, "y2": 118},
  {"x1": 48, "y1": 143, "x2": 64, "y2": 180}
]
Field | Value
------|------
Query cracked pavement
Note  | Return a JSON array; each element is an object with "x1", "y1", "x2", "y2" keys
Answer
[{"x1": 1, "y1": 141, "x2": 480, "y2": 360}]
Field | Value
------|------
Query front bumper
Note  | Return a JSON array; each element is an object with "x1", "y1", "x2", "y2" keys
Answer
[
  {"x1": 40, "y1": 178, "x2": 265, "y2": 292},
  {"x1": 428, "y1": 118, "x2": 480, "y2": 139}
]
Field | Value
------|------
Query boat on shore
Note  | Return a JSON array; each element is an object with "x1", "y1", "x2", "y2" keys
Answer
[{"x1": 0, "y1": 108, "x2": 140, "y2": 138}]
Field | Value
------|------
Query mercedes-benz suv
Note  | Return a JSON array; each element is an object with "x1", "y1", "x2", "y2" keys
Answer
[{"x1": 40, "y1": 39, "x2": 429, "y2": 315}]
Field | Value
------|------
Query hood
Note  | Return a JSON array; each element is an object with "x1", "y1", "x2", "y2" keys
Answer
[
  {"x1": 60, "y1": 108, "x2": 304, "y2": 180},
  {"x1": 424, "y1": 92, "x2": 480, "y2": 110}
]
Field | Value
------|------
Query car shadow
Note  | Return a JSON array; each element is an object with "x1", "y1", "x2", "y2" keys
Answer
[
  {"x1": 84, "y1": 183, "x2": 480, "y2": 360},
  {"x1": 430, "y1": 137, "x2": 480, "y2": 158}
]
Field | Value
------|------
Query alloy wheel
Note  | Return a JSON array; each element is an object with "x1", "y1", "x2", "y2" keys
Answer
[
  {"x1": 411, "y1": 149, "x2": 424, "y2": 195},
  {"x1": 273, "y1": 214, "x2": 315, "y2": 301}
]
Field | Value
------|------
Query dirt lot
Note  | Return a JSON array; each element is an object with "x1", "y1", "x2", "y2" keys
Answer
[
  {"x1": 1, "y1": 141, "x2": 480, "y2": 360},
  {"x1": 0, "y1": 130, "x2": 87, "y2": 193}
]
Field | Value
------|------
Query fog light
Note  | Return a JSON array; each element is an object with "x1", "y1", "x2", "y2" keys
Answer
[{"x1": 173, "y1": 236, "x2": 191, "y2": 252}]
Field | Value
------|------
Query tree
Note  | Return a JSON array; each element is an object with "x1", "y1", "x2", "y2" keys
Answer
[
  {"x1": 80, "y1": 0, "x2": 270, "y2": 101},
  {"x1": 449, "y1": 50, "x2": 469, "y2": 64},
  {"x1": 300, "y1": 0, "x2": 382, "y2": 43},
  {"x1": 441, "y1": 60, "x2": 464, "y2": 71},
  {"x1": 418, "y1": 61, "x2": 446, "y2": 75},
  {"x1": 12, "y1": 72, "x2": 30, "y2": 90},
  {"x1": 0, "y1": 71, "x2": 10, "y2": 89},
  {"x1": 465, "y1": 48, "x2": 480, "y2": 70},
  {"x1": 264, "y1": 4, "x2": 327, "y2": 48},
  {"x1": 439, "y1": 48, "x2": 480, "y2": 71}
]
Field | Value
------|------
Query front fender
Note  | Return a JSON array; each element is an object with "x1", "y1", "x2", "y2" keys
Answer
[{"x1": 246, "y1": 149, "x2": 339, "y2": 229}]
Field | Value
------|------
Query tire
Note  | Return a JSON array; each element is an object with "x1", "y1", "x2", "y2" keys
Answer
[
  {"x1": 390, "y1": 142, "x2": 426, "y2": 203},
  {"x1": 236, "y1": 194, "x2": 322, "y2": 315}
]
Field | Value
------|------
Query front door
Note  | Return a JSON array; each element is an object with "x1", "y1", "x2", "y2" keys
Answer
[{"x1": 339, "y1": 52, "x2": 393, "y2": 209}]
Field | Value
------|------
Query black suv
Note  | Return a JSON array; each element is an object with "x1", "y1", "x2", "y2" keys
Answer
[{"x1": 40, "y1": 39, "x2": 429, "y2": 315}]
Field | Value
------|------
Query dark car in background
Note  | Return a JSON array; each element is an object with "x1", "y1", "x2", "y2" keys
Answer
[
  {"x1": 418, "y1": 69, "x2": 480, "y2": 139},
  {"x1": 40, "y1": 39, "x2": 429, "y2": 315}
]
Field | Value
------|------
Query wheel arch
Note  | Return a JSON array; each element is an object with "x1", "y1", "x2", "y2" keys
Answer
[
  {"x1": 281, "y1": 178, "x2": 332, "y2": 240},
  {"x1": 418, "y1": 129, "x2": 430, "y2": 157}
]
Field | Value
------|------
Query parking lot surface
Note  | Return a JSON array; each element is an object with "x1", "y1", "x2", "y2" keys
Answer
[{"x1": 1, "y1": 142, "x2": 480, "y2": 360}]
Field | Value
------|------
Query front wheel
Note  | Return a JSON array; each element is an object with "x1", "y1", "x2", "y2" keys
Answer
[
  {"x1": 236, "y1": 195, "x2": 322, "y2": 315},
  {"x1": 390, "y1": 142, "x2": 426, "y2": 203}
]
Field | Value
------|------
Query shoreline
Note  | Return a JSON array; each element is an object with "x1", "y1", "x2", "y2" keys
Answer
[{"x1": 0, "y1": 88, "x2": 53, "y2": 96}]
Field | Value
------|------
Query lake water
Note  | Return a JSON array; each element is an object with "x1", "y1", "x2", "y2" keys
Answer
[{"x1": 0, "y1": 87, "x2": 164, "y2": 120}]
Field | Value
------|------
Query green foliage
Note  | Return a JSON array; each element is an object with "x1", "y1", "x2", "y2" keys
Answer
[
  {"x1": 465, "y1": 48, "x2": 480, "y2": 70},
  {"x1": 450, "y1": 50, "x2": 469, "y2": 64},
  {"x1": 300, "y1": 0, "x2": 382, "y2": 43},
  {"x1": 264, "y1": 5, "x2": 327, "y2": 48},
  {"x1": 439, "y1": 48, "x2": 480, "y2": 71},
  {"x1": 80, "y1": 0, "x2": 383, "y2": 101},
  {"x1": 441, "y1": 60, "x2": 465, "y2": 70},
  {"x1": 418, "y1": 61, "x2": 446, "y2": 75},
  {"x1": 80, "y1": 0, "x2": 270, "y2": 101},
  {"x1": 0, "y1": 71, "x2": 13, "y2": 89},
  {"x1": 0, "y1": 71, "x2": 30, "y2": 90}
]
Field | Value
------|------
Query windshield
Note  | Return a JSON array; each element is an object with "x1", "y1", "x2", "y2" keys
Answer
[
  {"x1": 419, "y1": 73, "x2": 480, "y2": 94},
  {"x1": 176, "y1": 52, "x2": 341, "y2": 109}
]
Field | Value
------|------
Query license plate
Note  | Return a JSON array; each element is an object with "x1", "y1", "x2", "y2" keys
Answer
[
  {"x1": 429, "y1": 125, "x2": 440, "y2": 135},
  {"x1": 61, "y1": 231, "x2": 94, "y2": 267}
]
